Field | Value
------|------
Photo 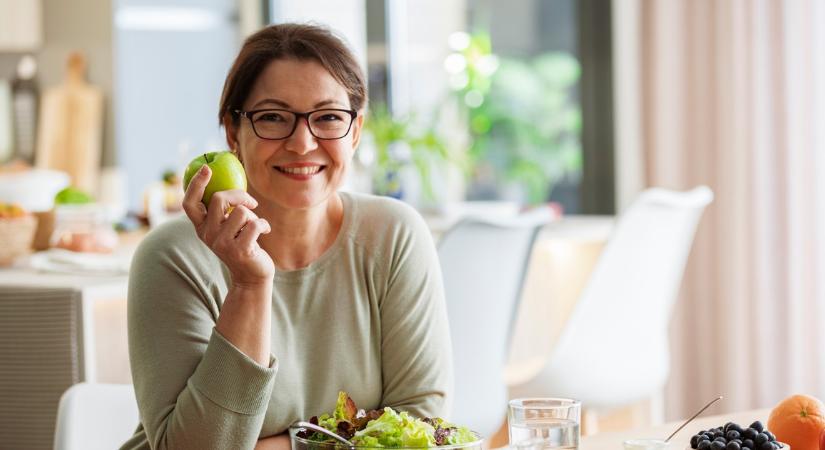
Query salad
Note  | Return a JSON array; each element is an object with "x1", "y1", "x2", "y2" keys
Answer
[{"x1": 295, "y1": 392, "x2": 478, "y2": 448}]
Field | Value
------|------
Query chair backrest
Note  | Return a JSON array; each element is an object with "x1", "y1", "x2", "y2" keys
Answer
[
  {"x1": 53, "y1": 383, "x2": 138, "y2": 450},
  {"x1": 532, "y1": 186, "x2": 713, "y2": 408},
  {"x1": 0, "y1": 286, "x2": 82, "y2": 450},
  {"x1": 438, "y1": 206, "x2": 553, "y2": 438}
]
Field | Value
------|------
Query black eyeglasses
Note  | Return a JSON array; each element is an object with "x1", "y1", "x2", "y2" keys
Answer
[{"x1": 234, "y1": 108, "x2": 358, "y2": 140}]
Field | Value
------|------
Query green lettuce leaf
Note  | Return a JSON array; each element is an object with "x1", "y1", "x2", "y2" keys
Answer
[
  {"x1": 300, "y1": 392, "x2": 478, "y2": 448},
  {"x1": 352, "y1": 407, "x2": 437, "y2": 448},
  {"x1": 334, "y1": 391, "x2": 358, "y2": 421}
]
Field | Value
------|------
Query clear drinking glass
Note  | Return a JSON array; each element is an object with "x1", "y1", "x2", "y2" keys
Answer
[{"x1": 508, "y1": 398, "x2": 581, "y2": 450}]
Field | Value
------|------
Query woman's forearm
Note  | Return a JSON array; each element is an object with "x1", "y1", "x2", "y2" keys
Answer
[{"x1": 216, "y1": 282, "x2": 273, "y2": 366}]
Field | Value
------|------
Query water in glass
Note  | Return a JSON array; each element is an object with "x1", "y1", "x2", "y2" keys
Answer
[{"x1": 510, "y1": 418, "x2": 579, "y2": 450}]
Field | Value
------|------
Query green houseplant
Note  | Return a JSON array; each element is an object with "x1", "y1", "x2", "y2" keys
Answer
[
  {"x1": 363, "y1": 104, "x2": 451, "y2": 201},
  {"x1": 447, "y1": 32, "x2": 582, "y2": 204}
]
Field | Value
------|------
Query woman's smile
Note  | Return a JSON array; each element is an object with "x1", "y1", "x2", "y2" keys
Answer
[{"x1": 273, "y1": 162, "x2": 327, "y2": 180}]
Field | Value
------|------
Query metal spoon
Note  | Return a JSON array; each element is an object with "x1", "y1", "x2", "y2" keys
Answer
[
  {"x1": 664, "y1": 396, "x2": 724, "y2": 443},
  {"x1": 290, "y1": 421, "x2": 356, "y2": 448}
]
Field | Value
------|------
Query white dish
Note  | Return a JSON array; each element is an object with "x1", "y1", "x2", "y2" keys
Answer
[
  {"x1": 0, "y1": 169, "x2": 70, "y2": 212},
  {"x1": 27, "y1": 248, "x2": 130, "y2": 276}
]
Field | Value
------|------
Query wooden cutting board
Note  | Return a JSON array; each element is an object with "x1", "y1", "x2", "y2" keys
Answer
[{"x1": 35, "y1": 52, "x2": 103, "y2": 195}]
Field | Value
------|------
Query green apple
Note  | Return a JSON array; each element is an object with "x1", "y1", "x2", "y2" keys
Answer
[
  {"x1": 55, "y1": 187, "x2": 94, "y2": 205},
  {"x1": 183, "y1": 151, "x2": 247, "y2": 206}
]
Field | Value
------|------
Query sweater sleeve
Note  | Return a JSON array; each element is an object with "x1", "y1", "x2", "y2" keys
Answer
[
  {"x1": 127, "y1": 223, "x2": 277, "y2": 450},
  {"x1": 378, "y1": 205, "x2": 454, "y2": 419}
]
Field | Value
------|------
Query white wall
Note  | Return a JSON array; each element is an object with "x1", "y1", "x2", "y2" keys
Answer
[
  {"x1": 271, "y1": 0, "x2": 368, "y2": 70},
  {"x1": 386, "y1": 0, "x2": 464, "y2": 118},
  {"x1": 114, "y1": 0, "x2": 239, "y2": 210},
  {"x1": 612, "y1": 0, "x2": 645, "y2": 212}
]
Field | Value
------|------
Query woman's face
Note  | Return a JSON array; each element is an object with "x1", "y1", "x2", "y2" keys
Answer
[{"x1": 226, "y1": 58, "x2": 363, "y2": 211}]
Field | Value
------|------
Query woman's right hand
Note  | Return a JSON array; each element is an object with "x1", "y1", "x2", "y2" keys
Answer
[{"x1": 182, "y1": 165, "x2": 275, "y2": 286}]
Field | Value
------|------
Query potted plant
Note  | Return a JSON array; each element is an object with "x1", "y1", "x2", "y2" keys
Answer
[{"x1": 362, "y1": 104, "x2": 452, "y2": 202}]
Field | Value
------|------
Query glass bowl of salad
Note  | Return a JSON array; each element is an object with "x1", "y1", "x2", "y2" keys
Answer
[{"x1": 290, "y1": 392, "x2": 483, "y2": 450}]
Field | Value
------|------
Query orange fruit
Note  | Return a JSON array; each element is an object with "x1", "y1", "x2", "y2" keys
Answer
[{"x1": 768, "y1": 394, "x2": 825, "y2": 450}]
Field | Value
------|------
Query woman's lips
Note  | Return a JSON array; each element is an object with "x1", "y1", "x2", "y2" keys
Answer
[{"x1": 273, "y1": 164, "x2": 326, "y2": 180}]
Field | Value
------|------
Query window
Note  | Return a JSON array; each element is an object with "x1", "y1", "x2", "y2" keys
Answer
[{"x1": 466, "y1": 0, "x2": 615, "y2": 213}]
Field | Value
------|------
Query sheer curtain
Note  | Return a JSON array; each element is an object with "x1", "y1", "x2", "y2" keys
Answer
[{"x1": 615, "y1": 0, "x2": 825, "y2": 419}]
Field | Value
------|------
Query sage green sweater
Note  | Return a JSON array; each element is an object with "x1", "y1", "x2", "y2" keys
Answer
[{"x1": 120, "y1": 192, "x2": 453, "y2": 450}]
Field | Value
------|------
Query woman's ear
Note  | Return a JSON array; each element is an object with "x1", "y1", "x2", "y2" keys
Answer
[
  {"x1": 351, "y1": 113, "x2": 365, "y2": 150},
  {"x1": 223, "y1": 115, "x2": 240, "y2": 155}
]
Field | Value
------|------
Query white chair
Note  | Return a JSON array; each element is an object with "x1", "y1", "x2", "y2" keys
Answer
[
  {"x1": 508, "y1": 186, "x2": 713, "y2": 425},
  {"x1": 53, "y1": 382, "x2": 138, "y2": 450},
  {"x1": 438, "y1": 206, "x2": 554, "y2": 439}
]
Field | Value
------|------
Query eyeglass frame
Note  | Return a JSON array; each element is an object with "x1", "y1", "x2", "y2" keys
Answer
[{"x1": 233, "y1": 108, "x2": 358, "y2": 141}]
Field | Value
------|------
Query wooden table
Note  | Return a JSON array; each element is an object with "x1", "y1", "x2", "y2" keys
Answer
[{"x1": 580, "y1": 409, "x2": 771, "y2": 449}]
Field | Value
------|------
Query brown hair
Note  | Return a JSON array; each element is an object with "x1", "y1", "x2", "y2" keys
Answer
[{"x1": 218, "y1": 23, "x2": 367, "y2": 126}]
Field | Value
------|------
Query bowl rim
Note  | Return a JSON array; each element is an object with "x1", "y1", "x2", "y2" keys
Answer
[
  {"x1": 685, "y1": 443, "x2": 789, "y2": 450},
  {"x1": 290, "y1": 431, "x2": 484, "y2": 450}
]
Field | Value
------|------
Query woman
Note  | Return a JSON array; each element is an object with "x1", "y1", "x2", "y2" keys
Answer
[{"x1": 121, "y1": 23, "x2": 452, "y2": 450}]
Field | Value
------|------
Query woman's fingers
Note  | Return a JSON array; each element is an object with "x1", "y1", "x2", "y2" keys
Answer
[
  {"x1": 184, "y1": 176, "x2": 264, "y2": 265},
  {"x1": 204, "y1": 189, "x2": 259, "y2": 238},
  {"x1": 236, "y1": 217, "x2": 272, "y2": 250},
  {"x1": 219, "y1": 204, "x2": 257, "y2": 240},
  {"x1": 181, "y1": 165, "x2": 210, "y2": 226}
]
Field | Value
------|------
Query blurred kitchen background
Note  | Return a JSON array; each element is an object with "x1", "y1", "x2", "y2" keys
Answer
[{"x1": 1, "y1": 0, "x2": 824, "y2": 449}]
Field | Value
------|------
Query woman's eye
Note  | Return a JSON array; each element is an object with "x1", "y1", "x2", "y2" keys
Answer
[
  {"x1": 317, "y1": 113, "x2": 343, "y2": 122},
  {"x1": 258, "y1": 113, "x2": 285, "y2": 122}
]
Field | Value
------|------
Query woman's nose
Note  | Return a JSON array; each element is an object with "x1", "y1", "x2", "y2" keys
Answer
[{"x1": 284, "y1": 118, "x2": 318, "y2": 154}]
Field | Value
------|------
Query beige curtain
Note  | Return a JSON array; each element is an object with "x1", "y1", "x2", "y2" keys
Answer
[{"x1": 627, "y1": 0, "x2": 825, "y2": 419}]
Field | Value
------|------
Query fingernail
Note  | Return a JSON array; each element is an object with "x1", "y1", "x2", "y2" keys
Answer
[{"x1": 199, "y1": 165, "x2": 209, "y2": 175}]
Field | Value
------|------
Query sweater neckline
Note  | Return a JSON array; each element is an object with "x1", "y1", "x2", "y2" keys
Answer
[{"x1": 272, "y1": 191, "x2": 355, "y2": 282}]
